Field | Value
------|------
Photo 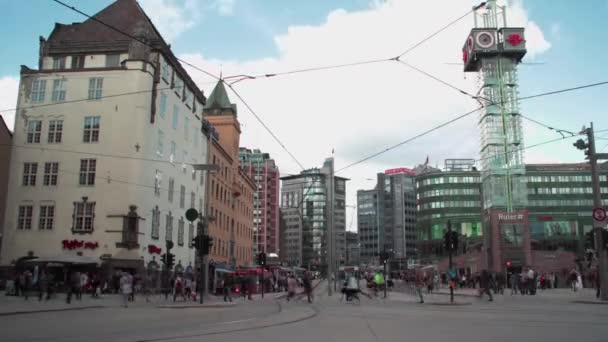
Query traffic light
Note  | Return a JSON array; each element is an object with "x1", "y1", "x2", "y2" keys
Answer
[
  {"x1": 201, "y1": 235, "x2": 213, "y2": 255},
  {"x1": 161, "y1": 253, "x2": 168, "y2": 265},
  {"x1": 192, "y1": 235, "x2": 203, "y2": 255},
  {"x1": 444, "y1": 231, "x2": 459, "y2": 252},
  {"x1": 166, "y1": 253, "x2": 175, "y2": 270},
  {"x1": 573, "y1": 138, "x2": 590, "y2": 159},
  {"x1": 379, "y1": 251, "x2": 389, "y2": 264},
  {"x1": 585, "y1": 231, "x2": 595, "y2": 250}
]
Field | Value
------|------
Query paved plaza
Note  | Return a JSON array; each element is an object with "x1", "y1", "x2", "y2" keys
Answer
[{"x1": 0, "y1": 282, "x2": 607, "y2": 342}]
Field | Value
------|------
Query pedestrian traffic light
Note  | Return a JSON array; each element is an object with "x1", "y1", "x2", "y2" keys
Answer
[
  {"x1": 505, "y1": 261, "x2": 512, "y2": 268},
  {"x1": 444, "y1": 230, "x2": 458, "y2": 252},
  {"x1": 585, "y1": 231, "x2": 595, "y2": 250},
  {"x1": 192, "y1": 235, "x2": 203, "y2": 255},
  {"x1": 379, "y1": 251, "x2": 389, "y2": 264},
  {"x1": 161, "y1": 253, "x2": 168, "y2": 265},
  {"x1": 257, "y1": 252, "x2": 267, "y2": 266}
]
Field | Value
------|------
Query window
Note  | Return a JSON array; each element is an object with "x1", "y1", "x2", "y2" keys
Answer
[
  {"x1": 106, "y1": 54, "x2": 120, "y2": 67},
  {"x1": 170, "y1": 141, "x2": 176, "y2": 160},
  {"x1": 154, "y1": 170, "x2": 162, "y2": 196},
  {"x1": 17, "y1": 205, "x2": 33, "y2": 230},
  {"x1": 194, "y1": 128, "x2": 199, "y2": 149},
  {"x1": 157, "y1": 129, "x2": 164, "y2": 156},
  {"x1": 165, "y1": 212, "x2": 173, "y2": 241},
  {"x1": 184, "y1": 89, "x2": 192, "y2": 106},
  {"x1": 188, "y1": 223, "x2": 194, "y2": 248},
  {"x1": 168, "y1": 178, "x2": 175, "y2": 203},
  {"x1": 174, "y1": 77, "x2": 184, "y2": 97},
  {"x1": 159, "y1": 92, "x2": 167, "y2": 118},
  {"x1": 51, "y1": 79, "x2": 66, "y2": 102},
  {"x1": 83, "y1": 116, "x2": 100, "y2": 143},
  {"x1": 31, "y1": 79, "x2": 46, "y2": 103},
  {"x1": 177, "y1": 217, "x2": 185, "y2": 246},
  {"x1": 39, "y1": 205, "x2": 55, "y2": 230},
  {"x1": 26, "y1": 120, "x2": 42, "y2": 143},
  {"x1": 151, "y1": 206, "x2": 160, "y2": 239},
  {"x1": 88, "y1": 78, "x2": 103, "y2": 100},
  {"x1": 22, "y1": 163, "x2": 38, "y2": 186},
  {"x1": 190, "y1": 191, "x2": 195, "y2": 209},
  {"x1": 71, "y1": 55, "x2": 85, "y2": 69},
  {"x1": 73, "y1": 200, "x2": 95, "y2": 232},
  {"x1": 184, "y1": 116, "x2": 190, "y2": 141},
  {"x1": 43, "y1": 162, "x2": 59, "y2": 186},
  {"x1": 47, "y1": 120, "x2": 63, "y2": 143},
  {"x1": 79, "y1": 159, "x2": 96, "y2": 186},
  {"x1": 161, "y1": 60, "x2": 171, "y2": 82},
  {"x1": 179, "y1": 185, "x2": 185, "y2": 208},
  {"x1": 52, "y1": 56, "x2": 66, "y2": 69},
  {"x1": 172, "y1": 105, "x2": 179, "y2": 129}
]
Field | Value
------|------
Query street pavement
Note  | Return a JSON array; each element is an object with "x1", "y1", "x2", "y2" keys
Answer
[{"x1": 1, "y1": 281, "x2": 607, "y2": 342}]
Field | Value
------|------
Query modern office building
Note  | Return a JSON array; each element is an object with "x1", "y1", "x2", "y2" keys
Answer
[
  {"x1": 279, "y1": 158, "x2": 347, "y2": 270},
  {"x1": 239, "y1": 148, "x2": 280, "y2": 255},
  {"x1": 357, "y1": 168, "x2": 417, "y2": 266},
  {"x1": 416, "y1": 160, "x2": 608, "y2": 274}
]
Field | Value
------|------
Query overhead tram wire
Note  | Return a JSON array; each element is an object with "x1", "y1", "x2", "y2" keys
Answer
[
  {"x1": 475, "y1": 134, "x2": 586, "y2": 164},
  {"x1": 223, "y1": 2, "x2": 487, "y2": 84},
  {"x1": 51, "y1": 0, "x2": 220, "y2": 81},
  {"x1": 335, "y1": 81, "x2": 608, "y2": 174},
  {"x1": 225, "y1": 82, "x2": 306, "y2": 171},
  {"x1": 395, "y1": 59, "x2": 578, "y2": 137}
]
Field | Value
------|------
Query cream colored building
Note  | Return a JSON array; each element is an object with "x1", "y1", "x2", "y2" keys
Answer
[{"x1": 0, "y1": 0, "x2": 214, "y2": 275}]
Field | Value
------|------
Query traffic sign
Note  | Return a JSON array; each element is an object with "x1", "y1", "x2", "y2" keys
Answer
[
  {"x1": 185, "y1": 208, "x2": 199, "y2": 222},
  {"x1": 593, "y1": 207, "x2": 607, "y2": 222}
]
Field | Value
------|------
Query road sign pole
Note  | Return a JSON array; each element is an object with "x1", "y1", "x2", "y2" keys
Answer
[{"x1": 587, "y1": 123, "x2": 608, "y2": 300}]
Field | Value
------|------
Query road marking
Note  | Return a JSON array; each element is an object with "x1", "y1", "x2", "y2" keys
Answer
[{"x1": 207, "y1": 318, "x2": 256, "y2": 326}]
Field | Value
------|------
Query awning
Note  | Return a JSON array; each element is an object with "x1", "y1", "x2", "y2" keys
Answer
[{"x1": 25, "y1": 254, "x2": 99, "y2": 265}]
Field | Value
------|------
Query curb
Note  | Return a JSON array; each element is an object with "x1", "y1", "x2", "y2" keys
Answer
[
  {"x1": 571, "y1": 300, "x2": 608, "y2": 305},
  {"x1": 157, "y1": 303, "x2": 237, "y2": 309},
  {"x1": 0, "y1": 305, "x2": 104, "y2": 316}
]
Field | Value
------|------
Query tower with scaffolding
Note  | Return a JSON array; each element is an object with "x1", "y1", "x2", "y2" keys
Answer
[{"x1": 463, "y1": 0, "x2": 531, "y2": 272}]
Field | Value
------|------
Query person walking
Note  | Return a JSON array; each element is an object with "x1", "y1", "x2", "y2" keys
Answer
[
  {"x1": 479, "y1": 270, "x2": 493, "y2": 302},
  {"x1": 286, "y1": 274, "x2": 297, "y2": 301},
  {"x1": 303, "y1": 272, "x2": 313, "y2": 303},
  {"x1": 120, "y1": 272, "x2": 133, "y2": 308},
  {"x1": 173, "y1": 275, "x2": 185, "y2": 302},
  {"x1": 38, "y1": 269, "x2": 48, "y2": 301},
  {"x1": 222, "y1": 277, "x2": 232, "y2": 302},
  {"x1": 415, "y1": 269, "x2": 425, "y2": 304},
  {"x1": 510, "y1": 272, "x2": 519, "y2": 295},
  {"x1": 66, "y1": 271, "x2": 80, "y2": 304},
  {"x1": 79, "y1": 272, "x2": 88, "y2": 300}
]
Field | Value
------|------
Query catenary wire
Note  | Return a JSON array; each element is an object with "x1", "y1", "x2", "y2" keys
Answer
[
  {"x1": 223, "y1": 2, "x2": 486, "y2": 83},
  {"x1": 51, "y1": 0, "x2": 220, "y2": 81},
  {"x1": 336, "y1": 81, "x2": 608, "y2": 173},
  {"x1": 226, "y1": 82, "x2": 306, "y2": 171},
  {"x1": 396, "y1": 59, "x2": 578, "y2": 136}
]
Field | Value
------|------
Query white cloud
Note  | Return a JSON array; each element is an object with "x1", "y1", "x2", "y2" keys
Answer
[
  {"x1": 139, "y1": 0, "x2": 201, "y2": 42},
  {"x1": 179, "y1": 0, "x2": 552, "y2": 231},
  {"x1": 215, "y1": 0, "x2": 235, "y2": 16},
  {"x1": 504, "y1": 0, "x2": 551, "y2": 58},
  {"x1": 0, "y1": 76, "x2": 19, "y2": 131}
]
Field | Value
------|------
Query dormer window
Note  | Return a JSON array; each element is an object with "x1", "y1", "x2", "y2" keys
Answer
[
  {"x1": 105, "y1": 54, "x2": 120, "y2": 67},
  {"x1": 71, "y1": 55, "x2": 85, "y2": 69},
  {"x1": 52, "y1": 56, "x2": 66, "y2": 70}
]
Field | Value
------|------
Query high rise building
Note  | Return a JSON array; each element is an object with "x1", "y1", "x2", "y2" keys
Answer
[
  {"x1": 239, "y1": 148, "x2": 280, "y2": 255},
  {"x1": 463, "y1": 0, "x2": 529, "y2": 272},
  {"x1": 203, "y1": 81, "x2": 256, "y2": 269},
  {"x1": 357, "y1": 168, "x2": 417, "y2": 266},
  {"x1": 279, "y1": 158, "x2": 347, "y2": 270},
  {"x1": 0, "y1": 0, "x2": 210, "y2": 275}
]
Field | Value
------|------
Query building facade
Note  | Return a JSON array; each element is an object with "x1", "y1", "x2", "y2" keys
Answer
[
  {"x1": 203, "y1": 81, "x2": 255, "y2": 269},
  {"x1": 279, "y1": 158, "x2": 347, "y2": 270},
  {"x1": 357, "y1": 168, "x2": 416, "y2": 266},
  {"x1": 0, "y1": 116, "x2": 12, "y2": 258},
  {"x1": 239, "y1": 148, "x2": 280, "y2": 255},
  {"x1": 345, "y1": 231, "x2": 360, "y2": 266},
  {"x1": 416, "y1": 161, "x2": 608, "y2": 274},
  {"x1": 0, "y1": 0, "x2": 211, "y2": 274}
]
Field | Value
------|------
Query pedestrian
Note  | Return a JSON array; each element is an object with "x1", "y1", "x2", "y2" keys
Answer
[
  {"x1": 142, "y1": 274, "x2": 153, "y2": 303},
  {"x1": 286, "y1": 274, "x2": 297, "y2": 301},
  {"x1": 79, "y1": 272, "x2": 88, "y2": 299},
  {"x1": 479, "y1": 270, "x2": 493, "y2": 302},
  {"x1": 222, "y1": 277, "x2": 232, "y2": 302},
  {"x1": 22, "y1": 270, "x2": 33, "y2": 300},
  {"x1": 38, "y1": 269, "x2": 48, "y2": 301},
  {"x1": 415, "y1": 269, "x2": 425, "y2": 304},
  {"x1": 510, "y1": 272, "x2": 519, "y2": 295},
  {"x1": 66, "y1": 271, "x2": 80, "y2": 304},
  {"x1": 344, "y1": 273, "x2": 361, "y2": 302},
  {"x1": 303, "y1": 272, "x2": 313, "y2": 303},
  {"x1": 173, "y1": 275, "x2": 185, "y2": 302},
  {"x1": 120, "y1": 272, "x2": 132, "y2": 308}
]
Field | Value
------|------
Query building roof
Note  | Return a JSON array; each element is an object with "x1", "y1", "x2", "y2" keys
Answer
[
  {"x1": 204, "y1": 80, "x2": 237, "y2": 115},
  {"x1": 0, "y1": 115, "x2": 12, "y2": 137},
  {"x1": 42, "y1": 0, "x2": 206, "y2": 104}
]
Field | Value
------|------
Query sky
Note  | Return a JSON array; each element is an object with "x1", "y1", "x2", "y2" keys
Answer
[{"x1": 1, "y1": 0, "x2": 607, "y2": 232}]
